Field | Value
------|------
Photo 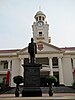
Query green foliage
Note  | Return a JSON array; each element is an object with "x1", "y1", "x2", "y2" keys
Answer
[
  {"x1": 0, "y1": 82, "x2": 6, "y2": 87},
  {"x1": 0, "y1": 82, "x2": 5, "y2": 86},
  {"x1": 46, "y1": 75, "x2": 57, "y2": 85},
  {"x1": 72, "y1": 81, "x2": 75, "y2": 88},
  {"x1": 13, "y1": 75, "x2": 24, "y2": 85},
  {"x1": 0, "y1": 82, "x2": 6, "y2": 91}
]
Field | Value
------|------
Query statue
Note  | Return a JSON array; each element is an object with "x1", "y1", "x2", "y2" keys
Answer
[
  {"x1": 28, "y1": 38, "x2": 37, "y2": 63},
  {"x1": 22, "y1": 38, "x2": 42, "y2": 97}
]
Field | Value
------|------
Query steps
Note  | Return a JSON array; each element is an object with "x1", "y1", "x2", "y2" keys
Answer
[
  {"x1": 53, "y1": 86, "x2": 75, "y2": 93},
  {"x1": 41, "y1": 87, "x2": 75, "y2": 93},
  {"x1": 5, "y1": 86, "x2": 75, "y2": 94}
]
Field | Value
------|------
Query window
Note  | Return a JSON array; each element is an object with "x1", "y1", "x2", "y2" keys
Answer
[
  {"x1": 10, "y1": 61, "x2": 12, "y2": 70},
  {"x1": 39, "y1": 32, "x2": 42, "y2": 36},
  {"x1": 42, "y1": 17, "x2": 44, "y2": 21},
  {"x1": 36, "y1": 57, "x2": 49, "y2": 65},
  {"x1": 39, "y1": 16, "x2": 41, "y2": 20},
  {"x1": 4, "y1": 61, "x2": 8, "y2": 69},
  {"x1": 36, "y1": 17, "x2": 38, "y2": 21},
  {"x1": 24, "y1": 58, "x2": 29, "y2": 64},
  {"x1": 71, "y1": 58, "x2": 73, "y2": 69},
  {"x1": 52, "y1": 57, "x2": 58, "y2": 66},
  {"x1": 3, "y1": 77, "x2": 6, "y2": 84}
]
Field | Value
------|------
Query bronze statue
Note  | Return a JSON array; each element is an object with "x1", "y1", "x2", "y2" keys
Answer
[{"x1": 28, "y1": 38, "x2": 37, "y2": 63}]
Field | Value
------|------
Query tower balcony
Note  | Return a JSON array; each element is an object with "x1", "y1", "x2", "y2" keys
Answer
[{"x1": 37, "y1": 37, "x2": 45, "y2": 40}]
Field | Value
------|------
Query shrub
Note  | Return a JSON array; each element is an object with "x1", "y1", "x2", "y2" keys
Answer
[
  {"x1": 13, "y1": 75, "x2": 24, "y2": 97},
  {"x1": 13, "y1": 75, "x2": 24, "y2": 86},
  {"x1": 72, "y1": 81, "x2": 75, "y2": 88},
  {"x1": 46, "y1": 75, "x2": 57, "y2": 85}
]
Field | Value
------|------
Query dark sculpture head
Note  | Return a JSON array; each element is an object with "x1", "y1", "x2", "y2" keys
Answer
[{"x1": 31, "y1": 38, "x2": 34, "y2": 42}]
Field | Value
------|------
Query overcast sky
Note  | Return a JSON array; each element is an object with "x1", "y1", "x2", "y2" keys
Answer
[{"x1": 0, "y1": 0, "x2": 75, "y2": 50}]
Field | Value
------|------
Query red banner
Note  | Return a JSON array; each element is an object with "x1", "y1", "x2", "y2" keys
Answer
[
  {"x1": 73, "y1": 68, "x2": 75, "y2": 81},
  {"x1": 6, "y1": 70, "x2": 10, "y2": 86}
]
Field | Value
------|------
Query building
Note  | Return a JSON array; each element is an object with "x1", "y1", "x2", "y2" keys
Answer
[{"x1": 0, "y1": 10, "x2": 75, "y2": 87}]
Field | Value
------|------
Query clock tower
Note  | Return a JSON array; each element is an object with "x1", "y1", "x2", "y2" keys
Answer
[{"x1": 32, "y1": 10, "x2": 51, "y2": 43}]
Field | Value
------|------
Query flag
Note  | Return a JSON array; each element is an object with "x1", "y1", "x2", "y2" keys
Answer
[
  {"x1": 73, "y1": 68, "x2": 75, "y2": 81},
  {"x1": 6, "y1": 70, "x2": 10, "y2": 86}
]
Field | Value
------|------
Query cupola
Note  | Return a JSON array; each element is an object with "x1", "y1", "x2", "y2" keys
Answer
[{"x1": 34, "y1": 11, "x2": 46, "y2": 22}]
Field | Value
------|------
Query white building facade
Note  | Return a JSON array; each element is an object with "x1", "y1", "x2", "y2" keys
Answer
[{"x1": 0, "y1": 11, "x2": 75, "y2": 87}]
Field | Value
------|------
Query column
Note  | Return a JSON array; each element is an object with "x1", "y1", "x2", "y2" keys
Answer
[
  {"x1": 8, "y1": 60, "x2": 11, "y2": 70},
  {"x1": 49, "y1": 57, "x2": 53, "y2": 76},
  {"x1": 58, "y1": 57, "x2": 64, "y2": 85},
  {"x1": 20, "y1": 59, "x2": 24, "y2": 77}
]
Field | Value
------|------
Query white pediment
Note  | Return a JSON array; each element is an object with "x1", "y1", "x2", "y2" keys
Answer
[
  {"x1": 18, "y1": 47, "x2": 28, "y2": 54},
  {"x1": 18, "y1": 41, "x2": 62, "y2": 54},
  {"x1": 37, "y1": 41, "x2": 62, "y2": 53}
]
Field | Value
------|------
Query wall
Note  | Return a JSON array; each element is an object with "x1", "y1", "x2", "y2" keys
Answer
[
  {"x1": 62, "y1": 56, "x2": 73, "y2": 86},
  {"x1": 10, "y1": 58, "x2": 20, "y2": 87}
]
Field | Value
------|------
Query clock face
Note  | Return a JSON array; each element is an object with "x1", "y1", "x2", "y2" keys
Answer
[{"x1": 37, "y1": 21, "x2": 43, "y2": 27}]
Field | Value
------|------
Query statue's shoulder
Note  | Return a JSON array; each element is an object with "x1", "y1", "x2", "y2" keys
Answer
[
  {"x1": 28, "y1": 43, "x2": 32, "y2": 46},
  {"x1": 34, "y1": 42, "x2": 36, "y2": 45}
]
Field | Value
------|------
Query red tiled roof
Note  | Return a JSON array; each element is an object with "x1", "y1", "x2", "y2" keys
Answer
[
  {"x1": 0, "y1": 47, "x2": 75, "y2": 54},
  {"x1": 60, "y1": 47, "x2": 75, "y2": 50},
  {"x1": 0, "y1": 49, "x2": 20, "y2": 53}
]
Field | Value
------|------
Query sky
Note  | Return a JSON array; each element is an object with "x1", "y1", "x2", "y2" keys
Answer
[{"x1": 0, "y1": 0, "x2": 75, "y2": 50}]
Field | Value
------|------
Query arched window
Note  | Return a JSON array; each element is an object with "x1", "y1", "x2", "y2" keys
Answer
[{"x1": 39, "y1": 16, "x2": 41, "y2": 20}]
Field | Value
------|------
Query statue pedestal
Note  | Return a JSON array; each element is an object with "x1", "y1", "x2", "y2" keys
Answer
[{"x1": 22, "y1": 63, "x2": 42, "y2": 97}]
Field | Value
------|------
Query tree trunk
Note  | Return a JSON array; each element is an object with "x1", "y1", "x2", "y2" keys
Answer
[
  {"x1": 15, "y1": 84, "x2": 19, "y2": 97},
  {"x1": 48, "y1": 85, "x2": 53, "y2": 96}
]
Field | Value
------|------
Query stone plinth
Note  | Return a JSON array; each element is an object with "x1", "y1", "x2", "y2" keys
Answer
[{"x1": 22, "y1": 63, "x2": 42, "y2": 97}]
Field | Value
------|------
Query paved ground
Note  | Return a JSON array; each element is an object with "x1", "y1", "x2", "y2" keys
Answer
[{"x1": 0, "y1": 93, "x2": 75, "y2": 100}]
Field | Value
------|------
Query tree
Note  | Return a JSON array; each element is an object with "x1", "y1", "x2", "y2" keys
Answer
[
  {"x1": 46, "y1": 75, "x2": 57, "y2": 96},
  {"x1": 13, "y1": 75, "x2": 24, "y2": 97}
]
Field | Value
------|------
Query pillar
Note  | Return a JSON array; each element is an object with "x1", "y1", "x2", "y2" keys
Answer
[
  {"x1": 49, "y1": 57, "x2": 53, "y2": 76},
  {"x1": 8, "y1": 60, "x2": 11, "y2": 70},
  {"x1": 58, "y1": 57, "x2": 64, "y2": 85},
  {"x1": 20, "y1": 59, "x2": 24, "y2": 77}
]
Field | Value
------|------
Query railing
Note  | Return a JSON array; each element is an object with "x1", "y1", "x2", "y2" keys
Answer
[
  {"x1": 0, "y1": 68, "x2": 8, "y2": 71},
  {"x1": 41, "y1": 65, "x2": 50, "y2": 71},
  {"x1": 42, "y1": 64, "x2": 50, "y2": 68},
  {"x1": 53, "y1": 65, "x2": 58, "y2": 68}
]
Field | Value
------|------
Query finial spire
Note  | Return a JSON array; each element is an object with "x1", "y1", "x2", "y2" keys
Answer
[{"x1": 39, "y1": 6, "x2": 41, "y2": 11}]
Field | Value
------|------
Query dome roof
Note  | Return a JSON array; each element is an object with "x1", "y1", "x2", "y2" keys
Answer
[{"x1": 34, "y1": 11, "x2": 46, "y2": 18}]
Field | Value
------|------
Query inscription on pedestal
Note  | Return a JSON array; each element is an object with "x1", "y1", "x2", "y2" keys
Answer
[{"x1": 24, "y1": 66, "x2": 40, "y2": 87}]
